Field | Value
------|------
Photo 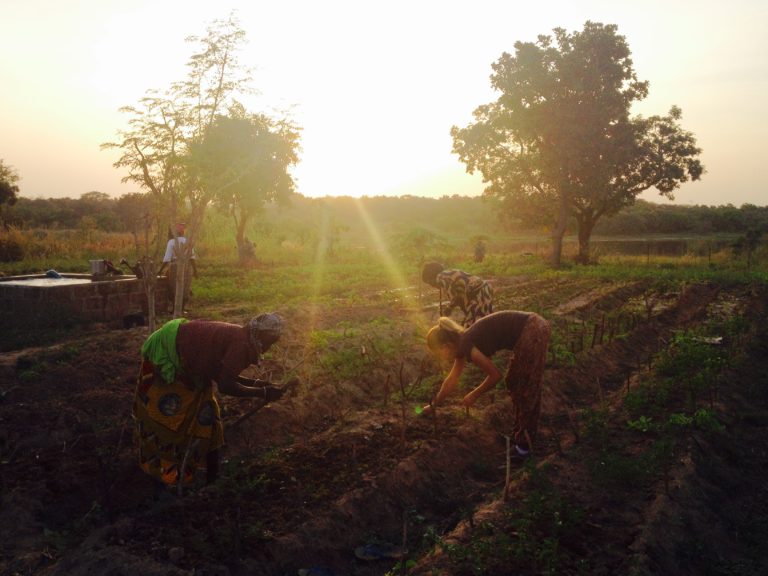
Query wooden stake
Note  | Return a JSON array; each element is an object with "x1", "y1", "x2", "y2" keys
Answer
[
  {"x1": 177, "y1": 438, "x2": 201, "y2": 497},
  {"x1": 398, "y1": 362, "x2": 407, "y2": 453},
  {"x1": 383, "y1": 373, "x2": 391, "y2": 406},
  {"x1": 400, "y1": 510, "x2": 409, "y2": 576},
  {"x1": 596, "y1": 377, "x2": 605, "y2": 407},
  {"x1": 503, "y1": 434, "x2": 511, "y2": 501}
]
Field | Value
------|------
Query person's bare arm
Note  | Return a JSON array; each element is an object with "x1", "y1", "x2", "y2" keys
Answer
[
  {"x1": 218, "y1": 371, "x2": 285, "y2": 402},
  {"x1": 461, "y1": 347, "x2": 501, "y2": 408},
  {"x1": 421, "y1": 356, "x2": 466, "y2": 415},
  {"x1": 236, "y1": 375, "x2": 269, "y2": 387}
]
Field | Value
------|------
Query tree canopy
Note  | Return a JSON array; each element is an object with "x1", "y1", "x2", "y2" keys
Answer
[
  {"x1": 451, "y1": 21, "x2": 703, "y2": 265},
  {"x1": 0, "y1": 160, "x2": 20, "y2": 225},
  {"x1": 101, "y1": 13, "x2": 299, "y2": 320},
  {"x1": 191, "y1": 108, "x2": 301, "y2": 259}
]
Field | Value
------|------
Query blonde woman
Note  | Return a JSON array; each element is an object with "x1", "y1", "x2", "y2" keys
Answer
[{"x1": 423, "y1": 311, "x2": 551, "y2": 457}]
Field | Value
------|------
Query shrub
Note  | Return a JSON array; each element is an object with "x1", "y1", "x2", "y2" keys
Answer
[{"x1": 0, "y1": 236, "x2": 24, "y2": 262}]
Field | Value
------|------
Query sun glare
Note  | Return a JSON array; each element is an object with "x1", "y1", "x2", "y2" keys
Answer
[{"x1": 352, "y1": 198, "x2": 433, "y2": 335}]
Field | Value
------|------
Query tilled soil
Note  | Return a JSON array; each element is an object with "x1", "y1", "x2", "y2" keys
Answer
[{"x1": 1, "y1": 277, "x2": 766, "y2": 576}]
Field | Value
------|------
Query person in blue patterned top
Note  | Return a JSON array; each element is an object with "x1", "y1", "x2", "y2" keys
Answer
[{"x1": 422, "y1": 261, "x2": 493, "y2": 327}]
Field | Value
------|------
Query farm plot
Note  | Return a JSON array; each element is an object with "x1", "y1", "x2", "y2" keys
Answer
[{"x1": 0, "y1": 274, "x2": 766, "y2": 576}]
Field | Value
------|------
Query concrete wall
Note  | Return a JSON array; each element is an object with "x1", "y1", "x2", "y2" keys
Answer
[{"x1": 0, "y1": 274, "x2": 169, "y2": 328}]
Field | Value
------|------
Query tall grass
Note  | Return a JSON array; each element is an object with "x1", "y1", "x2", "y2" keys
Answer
[{"x1": 0, "y1": 226, "x2": 138, "y2": 274}]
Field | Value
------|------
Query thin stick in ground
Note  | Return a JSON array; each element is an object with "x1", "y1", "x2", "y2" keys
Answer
[{"x1": 503, "y1": 434, "x2": 511, "y2": 501}]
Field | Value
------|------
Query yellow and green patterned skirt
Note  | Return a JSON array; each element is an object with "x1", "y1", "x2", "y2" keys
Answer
[{"x1": 132, "y1": 360, "x2": 223, "y2": 486}]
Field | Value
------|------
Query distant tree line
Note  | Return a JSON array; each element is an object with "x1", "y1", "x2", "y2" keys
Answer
[
  {"x1": 594, "y1": 200, "x2": 768, "y2": 236},
  {"x1": 0, "y1": 160, "x2": 20, "y2": 225},
  {"x1": 4, "y1": 191, "x2": 124, "y2": 231},
  {"x1": 4, "y1": 192, "x2": 766, "y2": 238}
]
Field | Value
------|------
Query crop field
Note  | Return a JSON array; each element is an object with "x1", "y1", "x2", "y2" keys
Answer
[{"x1": 1, "y1": 236, "x2": 767, "y2": 576}]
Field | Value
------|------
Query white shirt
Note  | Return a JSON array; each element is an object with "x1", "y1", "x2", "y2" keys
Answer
[{"x1": 162, "y1": 236, "x2": 196, "y2": 263}]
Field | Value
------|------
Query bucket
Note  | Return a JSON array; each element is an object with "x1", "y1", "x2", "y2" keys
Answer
[{"x1": 90, "y1": 259, "x2": 106, "y2": 275}]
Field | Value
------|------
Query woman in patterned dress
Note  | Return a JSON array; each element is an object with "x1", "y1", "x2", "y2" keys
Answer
[
  {"x1": 133, "y1": 313, "x2": 287, "y2": 487},
  {"x1": 421, "y1": 262, "x2": 493, "y2": 327}
]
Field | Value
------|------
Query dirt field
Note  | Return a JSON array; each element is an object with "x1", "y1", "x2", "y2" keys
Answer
[{"x1": 1, "y1": 275, "x2": 767, "y2": 576}]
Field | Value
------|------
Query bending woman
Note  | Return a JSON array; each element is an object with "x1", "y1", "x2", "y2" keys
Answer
[
  {"x1": 421, "y1": 261, "x2": 493, "y2": 327},
  {"x1": 133, "y1": 313, "x2": 288, "y2": 487},
  {"x1": 423, "y1": 311, "x2": 551, "y2": 456}
]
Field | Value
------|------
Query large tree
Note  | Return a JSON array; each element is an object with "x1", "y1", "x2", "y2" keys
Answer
[
  {"x1": 570, "y1": 106, "x2": 703, "y2": 262},
  {"x1": 0, "y1": 160, "x2": 20, "y2": 227},
  {"x1": 190, "y1": 107, "x2": 300, "y2": 261},
  {"x1": 102, "y1": 91, "x2": 188, "y2": 328},
  {"x1": 102, "y1": 14, "x2": 254, "y2": 325},
  {"x1": 451, "y1": 21, "x2": 702, "y2": 266}
]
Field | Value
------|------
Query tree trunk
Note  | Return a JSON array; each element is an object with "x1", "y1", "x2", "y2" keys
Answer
[
  {"x1": 550, "y1": 194, "x2": 569, "y2": 268},
  {"x1": 233, "y1": 208, "x2": 255, "y2": 264},
  {"x1": 138, "y1": 218, "x2": 161, "y2": 333},
  {"x1": 576, "y1": 216, "x2": 596, "y2": 265},
  {"x1": 235, "y1": 214, "x2": 247, "y2": 263},
  {"x1": 142, "y1": 258, "x2": 158, "y2": 333},
  {"x1": 172, "y1": 248, "x2": 190, "y2": 318}
]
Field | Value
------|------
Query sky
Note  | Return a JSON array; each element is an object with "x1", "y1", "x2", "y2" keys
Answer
[{"x1": 1, "y1": 0, "x2": 766, "y2": 206}]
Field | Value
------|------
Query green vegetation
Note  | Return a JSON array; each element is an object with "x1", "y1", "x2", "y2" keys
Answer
[
  {"x1": 0, "y1": 159, "x2": 20, "y2": 227},
  {"x1": 415, "y1": 297, "x2": 742, "y2": 576},
  {"x1": 1, "y1": 212, "x2": 764, "y2": 360},
  {"x1": 423, "y1": 464, "x2": 587, "y2": 576},
  {"x1": 451, "y1": 22, "x2": 704, "y2": 266},
  {"x1": 4, "y1": 194, "x2": 768, "y2": 253},
  {"x1": 1, "y1": 208, "x2": 765, "y2": 574},
  {"x1": 309, "y1": 319, "x2": 405, "y2": 382},
  {"x1": 586, "y1": 318, "x2": 742, "y2": 497}
]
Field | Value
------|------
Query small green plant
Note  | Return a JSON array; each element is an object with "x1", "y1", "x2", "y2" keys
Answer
[
  {"x1": 243, "y1": 520, "x2": 274, "y2": 543},
  {"x1": 548, "y1": 340, "x2": 577, "y2": 367},
  {"x1": 42, "y1": 528, "x2": 72, "y2": 553},
  {"x1": 667, "y1": 412, "x2": 694, "y2": 428},
  {"x1": 588, "y1": 449, "x2": 658, "y2": 491},
  {"x1": 437, "y1": 466, "x2": 585, "y2": 575},
  {"x1": 18, "y1": 366, "x2": 43, "y2": 383},
  {"x1": 581, "y1": 407, "x2": 610, "y2": 447},
  {"x1": 656, "y1": 330, "x2": 729, "y2": 409},
  {"x1": 627, "y1": 415, "x2": 657, "y2": 433},
  {"x1": 624, "y1": 379, "x2": 674, "y2": 419},
  {"x1": 410, "y1": 373, "x2": 442, "y2": 404},
  {"x1": 692, "y1": 408, "x2": 725, "y2": 433},
  {"x1": 384, "y1": 559, "x2": 417, "y2": 576}
]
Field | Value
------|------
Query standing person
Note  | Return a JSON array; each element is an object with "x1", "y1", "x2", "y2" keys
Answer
[
  {"x1": 158, "y1": 223, "x2": 198, "y2": 313},
  {"x1": 421, "y1": 311, "x2": 551, "y2": 457},
  {"x1": 133, "y1": 313, "x2": 288, "y2": 487},
  {"x1": 421, "y1": 262, "x2": 493, "y2": 327},
  {"x1": 238, "y1": 237, "x2": 256, "y2": 264}
]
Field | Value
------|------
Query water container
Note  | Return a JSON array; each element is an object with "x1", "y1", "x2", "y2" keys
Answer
[{"x1": 90, "y1": 259, "x2": 106, "y2": 275}]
